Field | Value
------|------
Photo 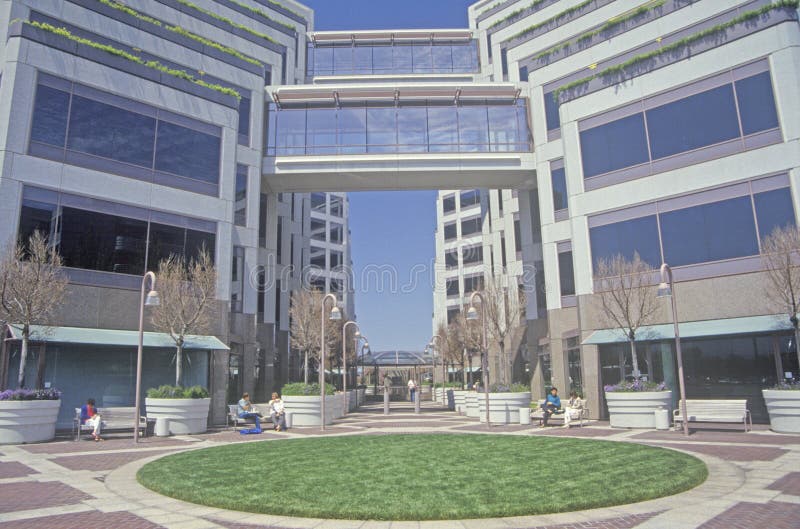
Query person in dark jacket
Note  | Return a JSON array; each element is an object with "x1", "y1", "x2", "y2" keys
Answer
[{"x1": 539, "y1": 387, "x2": 561, "y2": 427}]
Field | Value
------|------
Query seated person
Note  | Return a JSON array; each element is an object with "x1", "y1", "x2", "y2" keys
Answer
[
  {"x1": 539, "y1": 387, "x2": 561, "y2": 427},
  {"x1": 80, "y1": 398, "x2": 103, "y2": 441},
  {"x1": 237, "y1": 392, "x2": 262, "y2": 431},
  {"x1": 563, "y1": 391, "x2": 584, "y2": 428},
  {"x1": 268, "y1": 392, "x2": 287, "y2": 431}
]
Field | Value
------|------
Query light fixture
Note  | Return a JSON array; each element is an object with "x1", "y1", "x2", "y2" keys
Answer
[
  {"x1": 145, "y1": 290, "x2": 160, "y2": 306},
  {"x1": 657, "y1": 282, "x2": 672, "y2": 298},
  {"x1": 466, "y1": 306, "x2": 479, "y2": 320},
  {"x1": 355, "y1": 330, "x2": 361, "y2": 338},
  {"x1": 363, "y1": 341, "x2": 369, "y2": 349},
  {"x1": 329, "y1": 306, "x2": 342, "y2": 320}
]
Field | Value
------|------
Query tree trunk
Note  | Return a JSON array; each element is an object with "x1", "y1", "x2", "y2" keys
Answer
[
  {"x1": 794, "y1": 323, "x2": 800, "y2": 381},
  {"x1": 17, "y1": 328, "x2": 29, "y2": 388},
  {"x1": 499, "y1": 340, "x2": 506, "y2": 384},
  {"x1": 35, "y1": 344, "x2": 47, "y2": 389},
  {"x1": 175, "y1": 342, "x2": 184, "y2": 386},
  {"x1": 0, "y1": 335, "x2": 8, "y2": 391},
  {"x1": 629, "y1": 337, "x2": 640, "y2": 379},
  {"x1": 468, "y1": 355, "x2": 473, "y2": 386},
  {"x1": 303, "y1": 350, "x2": 309, "y2": 384}
]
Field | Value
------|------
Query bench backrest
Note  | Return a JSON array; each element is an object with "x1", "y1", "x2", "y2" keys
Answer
[
  {"x1": 75, "y1": 407, "x2": 142, "y2": 423},
  {"x1": 536, "y1": 398, "x2": 587, "y2": 407},
  {"x1": 679, "y1": 399, "x2": 748, "y2": 418},
  {"x1": 228, "y1": 404, "x2": 238, "y2": 415}
]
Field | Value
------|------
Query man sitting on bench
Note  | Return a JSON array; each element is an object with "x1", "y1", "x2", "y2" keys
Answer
[
  {"x1": 538, "y1": 387, "x2": 561, "y2": 428},
  {"x1": 237, "y1": 392, "x2": 262, "y2": 432}
]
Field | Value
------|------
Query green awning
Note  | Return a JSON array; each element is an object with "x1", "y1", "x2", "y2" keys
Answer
[
  {"x1": 582, "y1": 314, "x2": 792, "y2": 345},
  {"x1": 6, "y1": 324, "x2": 229, "y2": 350}
]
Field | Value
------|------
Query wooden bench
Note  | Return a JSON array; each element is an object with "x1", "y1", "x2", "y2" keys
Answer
[
  {"x1": 530, "y1": 399, "x2": 589, "y2": 427},
  {"x1": 673, "y1": 399, "x2": 752, "y2": 432},
  {"x1": 73, "y1": 407, "x2": 150, "y2": 441},
  {"x1": 227, "y1": 404, "x2": 264, "y2": 430}
]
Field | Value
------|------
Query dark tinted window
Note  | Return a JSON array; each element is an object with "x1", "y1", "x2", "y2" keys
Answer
[
  {"x1": 460, "y1": 190, "x2": 480, "y2": 209},
  {"x1": 551, "y1": 167, "x2": 567, "y2": 211},
  {"x1": 754, "y1": 188, "x2": 795, "y2": 241},
  {"x1": 67, "y1": 95, "x2": 155, "y2": 166},
  {"x1": 646, "y1": 84, "x2": 740, "y2": 160},
  {"x1": 446, "y1": 278, "x2": 459, "y2": 296},
  {"x1": 462, "y1": 245, "x2": 483, "y2": 265},
  {"x1": 580, "y1": 113, "x2": 649, "y2": 178},
  {"x1": 660, "y1": 196, "x2": 757, "y2": 267},
  {"x1": 445, "y1": 250, "x2": 458, "y2": 268},
  {"x1": 544, "y1": 91, "x2": 559, "y2": 131},
  {"x1": 442, "y1": 195, "x2": 456, "y2": 213},
  {"x1": 589, "y1": 216, "x2": 661, "y2": 270},
  {"x1": 444, "y1": 222, "x2": 457, "y2": 240},
  {"x1": 464, "y1": 275, "x2": 482, "y2": 294},
  {"x1": 259, "y1": 193, "x2": 268, "y2": 247},
  {"x1": 514, "y1": 219, "x2": 522, "y2": 253},
  {"x1": 18, "y1": 200, "x2": 57, "y2": 245},
  {"x1": 558, "y1": 250, "x2": 575, "y2": 296},
  {"x1": 185, "y1": 229, "x2": 215, "y2": 263},
  {"x1": 148, "y1": 222, "x2": 185, "y2": 269},
  {"x1": 234, "y1": 164, "x2": 247, "y2": 226},
  {"x1": 736, "y1": 72, "x2": 779, "y2": 135},
  {"x1": 60, "y1": 207, "x2": 147, "y2": 275},
  {"x1": 238, "y1": 96, "x2": 251, "y2": 144},
  {"x1": 461, "y1": 216, "x2": 482, "y2": 237},
  {"x1": 155, "y1": 121, "x2": 220, "y2": 183},
  {"x1": 31, "y1": 85, "x2": 70, "y2": 147}
]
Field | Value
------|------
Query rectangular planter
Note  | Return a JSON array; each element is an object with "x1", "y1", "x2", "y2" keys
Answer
[
  {"x1": 478, "y1": 392, "x2": 531, "y2": 424},
  {"x1": 763, "y1": 389, "x2": 800, "y2": 434},
  {"x1": 0, "y1": 400, "x2": 61, "y2": 444},
  {"x1": 145, "y1": 398, "x2": 210, "y2": 434},
  {"x1": 605, "y1": 391, "x2": 672, "y2": 429}
]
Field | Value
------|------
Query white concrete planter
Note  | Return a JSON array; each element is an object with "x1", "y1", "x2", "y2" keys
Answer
[
  {"x1": 605, "y1": 391, "x2": 672, "y2": 429},
  {"x1": 479, "y1": 392, "x2": 531, "y2": 424},
  {"x1": 357, "y1": 388, "x2": 365, "y2": 406},
  {"x1": 763, "y1": 389, "x2": 800, "y2": 434},
  {"x1": 332, "y1": 394, "x2": 345, "y2": 418},
  {"x1": 465, "y1": 393, "x2": 480, "y2": 418},
  {"x1": 145, "y1": 398, "x2": 210, "y2": 434},
  {"x1": 346, "y1": 390, "x2": 357, "y2": 412},
  {"x1": 452, "y1": 390, "x2": 469, "y2": 413},
  {"x1": 282, "y1": 395, "x2": 338, "y2": 426},
  {"x1": 0, "y1": 399, "x2": 61, "y2": 444}
]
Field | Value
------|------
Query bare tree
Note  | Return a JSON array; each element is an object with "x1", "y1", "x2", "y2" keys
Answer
[
  {"x1": 481, "y1": 277, "x2": 527, "y2": 385},
  {"x1": 594, "y1": 253, "x2": 659, "y2": 379},
  {"x1": 0, "y1": 231, "x2": 68, "y2": 388},
  {"x1": 761, "y1": 225, "x2": 800, "y2": 372},
  {"x1": 289, "y1": 288, "x2": 322, "y2": 383},
  {"x1": 151, "y1": 248, "x2": 217, "y2": 386}
]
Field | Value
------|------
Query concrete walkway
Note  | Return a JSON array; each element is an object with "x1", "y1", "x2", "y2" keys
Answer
[{"x1": 0, "y1": 400, "x2": 798, "y2": 528}]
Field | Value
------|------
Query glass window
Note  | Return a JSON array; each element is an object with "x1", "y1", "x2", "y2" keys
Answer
[
  {"x1": 589, "y1": 215, "x2": 661, "y2": 271},
  {"x1": 565, "y1": 337, "x2": 583, "y2": 396},
  {"x1": 452, "y1": 42, "x2": 477, "y2": 72},
  {"x1": 519, "y1": 66, "x2": 529, "y2": 82},
  {"x1": 231, "y1": 246, "x2": 244, "y2": 313},
  {"x1": 646, "y1": 84, "x2": 740, "y2": 160},
  {"x1": 736, "y1": 72, "x2": 779, "y2": 135},
  {"x1": 580, "y1": 113, "x2": 649, "y2": 178},
  {"x1": 338, "y1": 107, "x2": 367, "y2": 154},
  {"x1": 458, "y1": 105, "x2": 489, "y2": 152},
  {"x1": 67, "y1": 95, "x2": 156, "y2": 167},
  {"x1": 274, "y1": 108, "x2": 306, "y2": 155},
  {"x1": 447, "y1": 307, "x2": 460, "y2": 324},
  {"x1": 432, "y1": 46, "x2": 453, "y2": 72},
  {"x1": 460, "y1": 190, "x2": 480, "y2": 209},
  {"x1": 259, "y1": 193, "x2": 268, "y2": 248},
  {"x1": 155, "y1": 121, "x2": 220, "y2": 184},
  {"x1": 276, "y1": 217, "x2": 283, "y2": 264},
  {"x1": 413, "y1": 44, "x2": 433, "y2": 73},
  {"x1": 311, "y1": 192, "x2": 326, "y2": 212},
  {"x1": 354, "y1": 46, "x2": 373, "y2": 74},
  {"x1": 333, "y1": 46, "x2": 353, "y2": 75},
  {"x1": 30, "y1": 84, "x2": 70, "y2": 147},
  {"x1": 515, "y1": 100, "x2": 530, "y2": 149},
  {"x1": 463, "y1": 274, "x2": 482, "y2": 294},
  {"x1": 397, "y1": 106, "x2": 428, "y2": 152},
  {"x1": 256, "y1": 269, "x2": 265, "y2": 316},
  {"x1": 428, "y1": 107, "x2": 458, "y2": 152},
  {"x1": 514, "y1": 219, "x2": 522, "y2": 253},
  {"x1": 148, "y1": 222, "x2": 185, "y2": 269},
  {"x1": 392, "y1": 45, "x2": 413, "y2": 74},
  {"x1": 538, "y1": 345, "x2": 552, "y2": 391},
  {"x1": 558, "y1": 250, "x2": 575, "y2": 296},
  {"x1": 314, "y1": 47, "x2": 333, "y2": 76},
  {"x1": 234, "y1": 164, "x2": 247, "y2": 226},
  {"x1": 462, "y1": 245, "x2": 483, "y2": 266},
  {"x1": 330, "y1": 222, "x2": 343, "y2": 243},
  {"x1": 544, "y1": 91, "x2": 559, "y2": 131},
  {"x1": 461, "y1": 216, "x2": 482, "y2": 237},
  {"x1": 18, "y1": 200, "x2": 58, "y2": 245},
  {"x1": 660, "y1": 196, "x2": 758, "y2": 267},
  {"x1": 330, "y1": 195, "x2": 344, "y2": 217},
  {"x1": 551, "y1": 167, "x2": 567, "y2": 211},
  {"x1": 754, "y1": 188, "x2": 795, "y2": 241},
  {"x1": 238, "y1": 96, "x2": 251, "y2": 144},
  {"x1": 442, "y1": 195, "x2": 456, "y2": 213},
  {"x1": 306, "y1": 108, "x2": 337, "y2": 155},
  {"x1": 488, "y1": 105, "x2": 519, "y2": 152},
  {"x1": 330, "y1": 250, "x2": 343, "y2": 269},
  {"x1": 372, "y1": 46, "x2": 393, "y2": 74},
  {"x1": 445, "y1": 250, "x2": 458, "y2": 269},
  {"x1": 446, "y1": 278, "x2": 459, "y2": 296},
  {"x1": 444, "y1": 222, "x2": 457, "y2": 240},
  {"x1": 310, "y1": 218, "x2": 326, "y2": 241},
  {"x1": 60, "y1": 207, "x2": 147, "y2": 274},
  {"x1": 185, "y1": 229, "x2": 215, "y2": 263},
  {"x1": 310, "y1": 246, "x2": 325, "y2": 268},
  {"x1": 367, "y1": 106, "x2": 397, "y2": 154}
]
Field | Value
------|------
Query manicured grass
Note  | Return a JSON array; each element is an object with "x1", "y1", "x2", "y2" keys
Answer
[{"x1": 137, "y1": 434, "x2": 706, "y2": 520}]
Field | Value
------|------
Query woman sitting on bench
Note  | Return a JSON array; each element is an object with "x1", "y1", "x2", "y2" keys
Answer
[{"x1": 80, "y1": 398, "x2": 103, "y2": 441}]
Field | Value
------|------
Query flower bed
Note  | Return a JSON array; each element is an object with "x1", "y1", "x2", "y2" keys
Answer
[
  {"x1": 763, "y1": 382, "x2": 800, "y2": 434},
  {"x1": 0, "y1": 388, "x2": 62, "y2": 444},
  {"x1": 605, "y1": 381, "x2": 671, "y2": 428}
]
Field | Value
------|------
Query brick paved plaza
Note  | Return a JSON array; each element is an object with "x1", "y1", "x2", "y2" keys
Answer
[{"x1": 0, "y1": 402, "x2": 798, "y2": 529}]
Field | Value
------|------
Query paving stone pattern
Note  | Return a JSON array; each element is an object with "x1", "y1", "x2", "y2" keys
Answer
[{"x1": 696, "y1": 501, "x2": 800, "y2": 529}]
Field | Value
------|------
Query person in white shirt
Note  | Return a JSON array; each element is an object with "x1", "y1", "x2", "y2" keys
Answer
[
  {"x1": 269, "y1": 392, "x2": 287, "y2": 431},
  {"x1": 563, "y1": 391, "x2": 584, "y2": 427},
  {"x1": 407, "y1": 379, "x2": 417, "y2": 402}
]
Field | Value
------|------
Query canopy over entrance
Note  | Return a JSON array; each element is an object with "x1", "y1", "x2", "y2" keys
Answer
[
  {"x1": 360, "y1": 350, "x2": 433, "y2": 367},
  {"x1": 6, "y1": 324, "x2": 229, "y2": 350}
]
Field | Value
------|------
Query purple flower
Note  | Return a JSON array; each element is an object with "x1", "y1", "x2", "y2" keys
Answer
[
  {"x1": 0, "y1": 388, "x2": 61, "y2": 401},
  {"x1": 605, "y1": 380, "x2": 669, "y2": 393}
]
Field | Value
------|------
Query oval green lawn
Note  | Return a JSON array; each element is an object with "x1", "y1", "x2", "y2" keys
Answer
[{"x1": 137, "y1": 434, "x2": 707, "y2": 520}]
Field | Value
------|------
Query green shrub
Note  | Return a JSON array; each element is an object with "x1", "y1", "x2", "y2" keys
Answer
[
  {"x1": 489, "y1": 383, "x2": 530, "y2": 393},
  {"x1": 281, "y1": 382, "x2": 336, "y2": 396},
  {"x1": 147, "y1": 385, "x2": 209, "y2": 398}
]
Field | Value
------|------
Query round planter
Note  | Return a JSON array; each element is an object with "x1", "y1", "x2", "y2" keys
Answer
[
  {"x1": 465, "y1": 393, "x2": 480, "y2": 418},
  {"x1": 605, "y1": 391, "x2": 672, "y2": 429},
  {"x1": 357, "y1": 388, "x2": 366, "y2": 406},
  {"x1": 478, "y1": 392, "x2": 531, "y2": 424},
  {"x1": 347, "y1": 390, "x2": 357, "y2": 412},
  {"x1": 452, "y1": 390, "x2": 469, "y2": 413},
  {"x1": 0, "y1": 399, "x2": 61, "y2": 444},
  {"x1": 763, "y1": 389, "x2": 800, "y2": 434},
  {"x1": 145, "y1": 398, "x2": 210, "y2": 435},
  {"x1": 281, "y1": 395, "x2": 337, "y2": 426}
]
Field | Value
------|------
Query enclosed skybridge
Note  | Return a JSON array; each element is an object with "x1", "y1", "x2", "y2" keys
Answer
[{"x1": 262, "y1": 83, "x2": 536, "y2": 193}]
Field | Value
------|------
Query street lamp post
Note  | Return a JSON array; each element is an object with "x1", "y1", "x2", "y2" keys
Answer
[
  {"x1": 134, "y1": 272, "x2": 159, "y2": 443},
  {"x1": 467, "y1": 292, "x2": 491, "y2": 428},
  {"x1": 658, "y1": 263, "x2": 689, "y2": 437},
  {"x1": 355, "y1": 336, "x2": 368, "y2": 407},
  {"x1": 429, "y1": 335, "x2": 442, "y2": 405},
  {"x1": 342, "y1": 321, "x2": 360, "y2": 415},
  {"x1": 320, "y1": 293, "x2": 341, "y2": 431}
]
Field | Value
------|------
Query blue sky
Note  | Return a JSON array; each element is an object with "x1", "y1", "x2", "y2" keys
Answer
[{"x1": 300, "y1": 0, "x2": 474, "y2": 351}]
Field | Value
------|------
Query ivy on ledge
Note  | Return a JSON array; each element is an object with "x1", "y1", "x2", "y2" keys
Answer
[
  {"x1": 510, "y1": 0, "x2": 592, "y2": 39},
  {"x1": 553, "y1": 0, "x2": 799, "y2": 102},
  {"x1": 97, "y1": 0, "x2": 263, "y2": 67},
  {"x1": 176, "y1": 0, "x2": 282, "y2": 42},
  {"x1": 24, "y1": 20, "x2": 241, "y2": 100},
  {"x1": 223, "y1": 0, "x2": 295, "y2": 32},
  {"x1": 489, "y1": 0, "x2": 545, "y2": 29}
]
